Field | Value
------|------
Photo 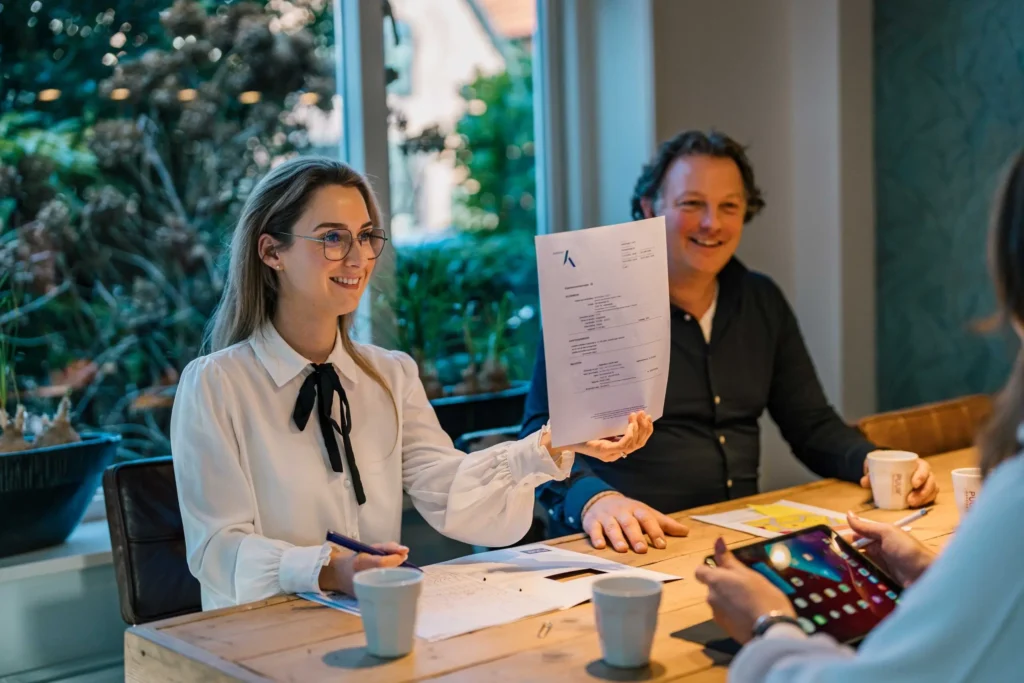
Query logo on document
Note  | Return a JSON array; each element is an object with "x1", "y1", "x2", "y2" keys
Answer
[
  {"x1": 520, "y1": 547, "x2": 551, "y2": 555},
  {"x1": 557, "y1": 250, "x2": 576, "y2": 267}
]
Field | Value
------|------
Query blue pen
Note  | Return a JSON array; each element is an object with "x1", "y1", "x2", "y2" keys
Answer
[{"x1": 325, "y1": 530, "x2": 422, "y2": 571}]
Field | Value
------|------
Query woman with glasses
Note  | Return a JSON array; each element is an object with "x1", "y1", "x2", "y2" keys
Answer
[{"x1": 170, "y1": 156, "x2": 655, "y2": 609}]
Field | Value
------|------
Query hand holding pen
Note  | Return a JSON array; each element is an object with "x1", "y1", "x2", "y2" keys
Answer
[
  {"x1": 318, "y1": 530, "x2": 419, "y2": 596},
  {"x1": 851, "y1": 507, "x2": 931, "y2": 549},
  {"x1": 844, "y1": 509, "x2": 937, "y2": 588}
]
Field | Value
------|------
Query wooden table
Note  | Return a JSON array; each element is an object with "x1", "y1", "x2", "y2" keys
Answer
[{"x1": 125, "y1": 448, "x2": 975, "y2": 682}]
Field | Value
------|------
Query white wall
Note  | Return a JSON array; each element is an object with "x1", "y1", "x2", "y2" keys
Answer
[
  {"x1": 0, "y1": 547, "x2": 124, "y2": 681},
  {"x1": 649, "y1": 0, "x2": 877, "y2": 490}
]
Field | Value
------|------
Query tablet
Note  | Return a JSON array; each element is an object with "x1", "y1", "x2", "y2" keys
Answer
[{"x1": 705, "y1": 524, "x2": 902, "y2": 645}]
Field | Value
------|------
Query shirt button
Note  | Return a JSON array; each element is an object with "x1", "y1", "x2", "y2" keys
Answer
[
  {"x1": 718, "y1": 435, "x2": 726, "y2": 445},
  {"x1": 727, "y1": 479, "x2": 734, "y2": 488},
  {"x1": 343, "y1": 479, "x2": 352, "y2": 489},
  {"x1": 684, "y1": 314, "x2": 692, "y2": 321},
  {"x1": 714, "y1": 395, "x2": 721, "y2": 405},
  {"x1": 568, "y1": 516, "x2": 575, "y2": 524}
]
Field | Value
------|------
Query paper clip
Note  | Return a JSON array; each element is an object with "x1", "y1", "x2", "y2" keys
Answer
[{"x1": 537, "y1": 621, "x2": 553, "y2": 639}]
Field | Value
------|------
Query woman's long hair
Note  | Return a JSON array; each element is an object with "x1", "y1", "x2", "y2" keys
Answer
[
  {"x1": 206, "y1": 156, "x2": 395, "y2": 411},
  {"x1": 977, "y1": 151, "x2": 1024, "y2": 477}
]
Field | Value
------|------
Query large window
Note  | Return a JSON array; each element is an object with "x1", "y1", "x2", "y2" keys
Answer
[
  {"x1": 378, "y1": 0, "x2": 540, "y2": 401},
  {"x1": 0, "y1": 0, "x2": 342, "y2": 458},
  {"x1": 0, "y1": 0, "x2": 545, "y2": 461}
]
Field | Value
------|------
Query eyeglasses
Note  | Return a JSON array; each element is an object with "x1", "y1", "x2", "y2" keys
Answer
[{"x1": 270, "y1": 228, "x2": 389, "y2": 261}]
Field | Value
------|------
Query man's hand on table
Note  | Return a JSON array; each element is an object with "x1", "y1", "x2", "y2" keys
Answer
[
  {"x1": 860, "y1": 452, "x2": 939, "y2": 507},
  {"x1": 582, "y1": 493, "x2": 689, "y2": 553}
]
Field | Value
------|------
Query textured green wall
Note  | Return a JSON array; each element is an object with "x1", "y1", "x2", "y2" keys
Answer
[{"x1": 875, "y1": 0, "x2": 1023, "y2": 410}]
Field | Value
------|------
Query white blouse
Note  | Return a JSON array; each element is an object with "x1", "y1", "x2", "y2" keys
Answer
[
  {"x1": 170, "y1": 323, "x2": 573, "y2": 610},
  {"x1": 728, "y1": 451, "x2": 1024, "y2": 682}
]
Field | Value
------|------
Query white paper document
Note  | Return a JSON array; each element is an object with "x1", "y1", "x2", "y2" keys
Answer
[
  {"x1": 690, "y1": 500, "x2": 850, "y2": 539},
  {"x1": 301, "y1": 543, "x2": 680, "y2": 642},
  {"x1": 535, "y1": 217, "x2": 671, "y2": 447}
]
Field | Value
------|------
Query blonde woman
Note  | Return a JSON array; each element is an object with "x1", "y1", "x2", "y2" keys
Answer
[{"x1": 170, "y1": 157, "x2": 654, "y2": 609}]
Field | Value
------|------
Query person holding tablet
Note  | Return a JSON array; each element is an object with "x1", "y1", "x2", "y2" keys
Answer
[
  {"x1": 170, "y1": 156, "x2": 654, "y2": 610},
  {"x1": 693, "y1": 150, "x2": 1024, "y2": 682}
]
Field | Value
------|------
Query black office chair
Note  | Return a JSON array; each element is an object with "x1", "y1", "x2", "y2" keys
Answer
[{"x1": 103, "y1": 456, "x2": 202, "y2": 625}]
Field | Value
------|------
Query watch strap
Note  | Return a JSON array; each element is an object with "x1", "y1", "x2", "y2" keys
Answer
[{"x1": 751, "y1": 611, "x2": 802, "y2": 639}]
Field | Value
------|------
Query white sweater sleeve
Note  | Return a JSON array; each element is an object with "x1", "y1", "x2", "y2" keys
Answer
[
  {"x1": 171, "y1": 358, "x2": 331, "y2": 607},
  {"x1": 394, "y1": 353, "x2": 574, "y2": 547},
  {"x1": 728, "y1": 454, "x2": 1024, "y2": 683}
]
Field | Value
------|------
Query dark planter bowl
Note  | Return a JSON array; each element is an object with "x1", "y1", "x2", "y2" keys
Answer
[
  {"x1": 0, "y1": 432, "x2": 121, "y2": 558},
  {"x1": 430, "y1": 380, "x2": 530, "y2": 443}
]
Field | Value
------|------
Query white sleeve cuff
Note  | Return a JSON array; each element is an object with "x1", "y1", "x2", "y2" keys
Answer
[
  {"x1": 278, "y1": 543, "x2": 332, "y2": 595},
  {"x1": 497, "y1": 429, "x2": 575, "y2": 485},
  {"x1": 506, "y1": 429, "x2": 574, "y2": 484}
]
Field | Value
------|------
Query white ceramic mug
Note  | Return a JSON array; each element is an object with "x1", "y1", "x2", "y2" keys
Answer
[
  {"x1": 353, "y1": 567, "x2": 423, "y2": 658},
  {"x1": 592, "y1": 576, "x2": 662, "y2": 668},
  {"x1": 867, "y1": 450, "x2": 919, "y2": 510},
  {"x1": 951, "y1": 467, "x2": 982, "y2": 519}
]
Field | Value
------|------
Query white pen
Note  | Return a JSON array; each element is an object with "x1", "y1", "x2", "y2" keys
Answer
[{"x1": 851, "y1": 507, "x2": 931, "y2": 550}]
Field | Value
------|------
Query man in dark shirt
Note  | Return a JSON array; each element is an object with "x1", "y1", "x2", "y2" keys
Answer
[{"x1": 521, "y1": 130, "x2": 938, "y2": 553}]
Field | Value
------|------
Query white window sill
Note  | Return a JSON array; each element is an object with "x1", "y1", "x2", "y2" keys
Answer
[{"x1": 0, "y1": 519, "x2": 113, "y2": 585}]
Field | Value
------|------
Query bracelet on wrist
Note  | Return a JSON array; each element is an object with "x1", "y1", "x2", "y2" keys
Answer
[{"x1": 581, "y1": 491, "x2": 623, "y2": 518}]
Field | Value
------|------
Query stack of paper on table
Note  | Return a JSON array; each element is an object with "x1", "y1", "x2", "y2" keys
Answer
[
  {"x1": 690, "y1": 500, "x2": 849, "y2": 539},
  {"x1": 301, "y1": 543, "x2": 681, "y2": 642}
]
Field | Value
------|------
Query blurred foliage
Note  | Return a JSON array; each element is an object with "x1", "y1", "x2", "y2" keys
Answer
[
  {"x1": 375, "y1": 230, "x2": 539, "y2": 397},
  {"x1": 0, "y1": 0, "x2": 335, "y2": 459},
  {"x1": 1, "y1": 0, "x2": 541, "y2": 462},
  {"x1": 385, "y1": 38, "x2": 539, "y2": 396},
  {"x1": 452, "y1": 53, "x2": 536, "y2": 235}
]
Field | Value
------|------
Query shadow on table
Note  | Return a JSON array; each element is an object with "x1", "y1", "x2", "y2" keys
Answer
[
  {"x1": 584, "y1": 660, "x2": 667, "y2": 681},
  {"x1": 671, "y1": 619, "x2": 741, "y2": 666},
  {"x1": 322, "y1": 647, "x2": 401, "y2": 669}
]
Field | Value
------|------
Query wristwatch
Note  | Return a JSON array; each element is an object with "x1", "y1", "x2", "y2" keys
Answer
[{"x1": 751, "y1": 610, "x2": 802, "y2": 639}]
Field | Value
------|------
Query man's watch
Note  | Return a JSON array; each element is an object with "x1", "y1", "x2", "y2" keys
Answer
[{"x1": 751, "y1": 610, "x2": 802, "y2": 639}]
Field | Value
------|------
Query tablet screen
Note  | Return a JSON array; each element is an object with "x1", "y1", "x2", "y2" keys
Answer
[{"x1": 730, "y1": 526, "x2": 902, "y2": 643}]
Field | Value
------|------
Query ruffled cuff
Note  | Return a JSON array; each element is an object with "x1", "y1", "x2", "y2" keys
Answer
[
  {"x1": 278, "y1": 542, "x2": 333, "y2": 595},
  {"x1": 504, "y1": 428, "x2": 575, "y2": 485}
]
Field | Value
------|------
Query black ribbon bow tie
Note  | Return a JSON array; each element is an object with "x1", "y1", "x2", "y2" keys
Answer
[{"x1": 293, "y1": 363, "x2": 366, "y2": 505}]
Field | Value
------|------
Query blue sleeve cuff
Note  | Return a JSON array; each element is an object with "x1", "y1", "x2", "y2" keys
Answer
[{"x1": 563, "y1": 475, "x2": 617, "y2": 530}]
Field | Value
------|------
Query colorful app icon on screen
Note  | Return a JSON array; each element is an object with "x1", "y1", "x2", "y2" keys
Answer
[
  {"x1": 843, "y1": 604, "x2": 857, "y2": 615},
  {"x1": 868, "y1": 576, "x2": 879, "y2": 584},
  {"x1": 810, "y1": 593, "x2": 823, "y2": 603},
  {"x1": 872, "y1": 595, "x2": 883, "y2": 604},
  {"x1": 813, "y1": 614, "x2": 827, "y2": 625},
  {"x1": 829, "y1": 610, "x2": 841, "y2": 619},
  {"x1": 857, "y1": 600, "x2": 869, "y2": 610},
  {"x1": 859, "y1": 568, "x2": 870, "y2": 576},
  {"x1": 886, "y1": 591, "x2": 898, "y2": 600},
  {"x1": 824, "y1": 588, "x2": 837, "y2": 598},
  {"x1": 798, "y1": 617, "x2": 816, "y2": 634},
  {"x1": 838, "y1": 583, "x2": 851, "y2": 593},
  {"x1": 795, "y1": 598, "x2": 808, "y2": 608},
  {"x1": 791, "y1": 577, "x2": 804, "y2": 587}
]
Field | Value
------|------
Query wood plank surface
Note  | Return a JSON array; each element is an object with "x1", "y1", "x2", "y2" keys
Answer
[{"x1": 125, "y1": 448, "x2": 975, "y2": 682}]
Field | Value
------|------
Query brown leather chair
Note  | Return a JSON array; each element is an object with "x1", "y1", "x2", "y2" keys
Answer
[
  {"x1": 857, "y1": 394, "x2": 993, "y2": 457},
  {"x1": 103, "y1": 456, "x2": 202, "y2": 624}
]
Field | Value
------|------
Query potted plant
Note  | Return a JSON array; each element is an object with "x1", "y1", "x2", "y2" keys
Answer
[{"x1": 0, "y1": 278, "x2": 121, "y2": 558}]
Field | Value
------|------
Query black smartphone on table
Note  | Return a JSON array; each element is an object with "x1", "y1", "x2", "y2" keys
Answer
[{"x1": 705, "y1": 524, "x2": 902, "y2": 646}]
